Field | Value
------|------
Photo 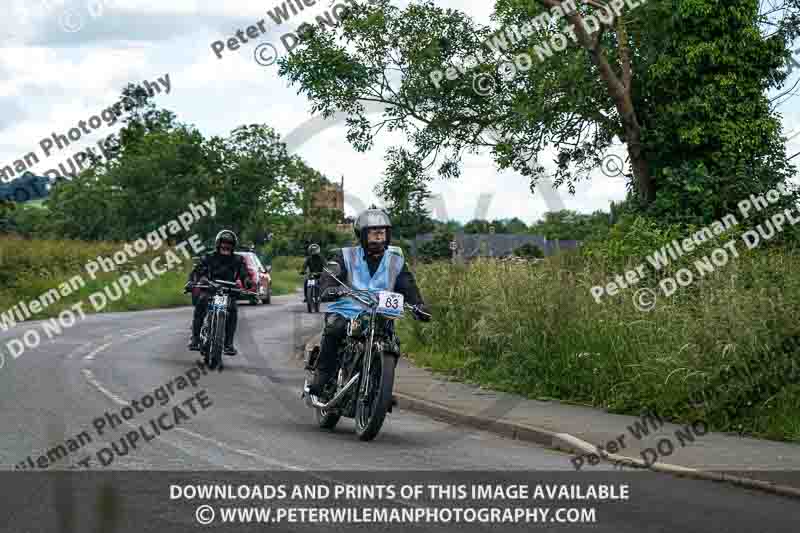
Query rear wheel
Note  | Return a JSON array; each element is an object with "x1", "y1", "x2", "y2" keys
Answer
[
  {"x1": 265, "y1": 287, "x2": 271, "y2": 305},
  {"x1": 355, "y1": 352, "x2": 395, "y2": 441}
]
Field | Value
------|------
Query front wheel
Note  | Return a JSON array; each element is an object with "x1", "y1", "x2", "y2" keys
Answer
[
  {"x1": 355, "y1": 352, "x2": 396, "y2": 441},
  {"x1": 209, "y1": 311, "x2": 226, "y2": 370},
  {"x1": 313, "y1": 286, "x2": 320, "y2": 313}
]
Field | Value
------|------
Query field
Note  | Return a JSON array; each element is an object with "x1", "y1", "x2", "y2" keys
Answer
[{"x1": 0, "y1": 235, "x2": 301, "y2": 321}]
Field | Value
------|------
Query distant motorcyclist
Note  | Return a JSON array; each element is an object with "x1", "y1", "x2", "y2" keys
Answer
[
  {"x1": 188, "y1": 230, "x2": 253, "y2": 355},
  {"x1": 308, "y1": 209, "x2": 431, "y2": 396},
  {"x1": 300, "y1": 243, "x2": 325, "y2": 303}
]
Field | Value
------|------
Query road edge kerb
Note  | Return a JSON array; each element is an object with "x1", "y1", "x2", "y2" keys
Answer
[{"x1": 300, "y1": 336, "x2": 800, "y2": 500}]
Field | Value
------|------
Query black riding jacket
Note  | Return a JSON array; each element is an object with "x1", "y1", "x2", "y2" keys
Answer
[
  {"x1": 321, "y1": 247, "x2": 424, "y2": 306},
  {"x1": 194, "y1": 251, "x2": 251, "y2": 286},
  {"x1": 302, "y1": 254, "x2": 326, "y2": 274}
]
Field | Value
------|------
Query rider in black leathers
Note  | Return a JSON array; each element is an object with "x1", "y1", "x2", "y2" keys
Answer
[
  {"x1": 188, "y1": 229, "x2": 253, "y2": 355},
  {"x1": 300, "y1": 243, "x2": 326, "y2": 302}
]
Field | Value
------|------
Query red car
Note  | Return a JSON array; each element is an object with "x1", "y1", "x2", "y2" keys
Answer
[{"x1": 235, "y1": 251, "x2": 272, "y2": 305}]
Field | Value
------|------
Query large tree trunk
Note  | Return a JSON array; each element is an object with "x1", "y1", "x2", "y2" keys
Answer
[
  {"x1": 618, "y1": 100, "x2": 654, "y2": 204},
  {"x1": 552, "y1": 0, "x2": 655, "y2": 205}
]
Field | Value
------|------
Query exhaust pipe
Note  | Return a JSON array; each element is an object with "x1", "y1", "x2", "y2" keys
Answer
[{"x1": 304, "y1": 373, "x2": 360, "y2": 410}]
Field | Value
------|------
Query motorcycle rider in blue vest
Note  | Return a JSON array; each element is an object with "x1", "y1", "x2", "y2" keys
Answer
[{"x1": 308, "y1": 209, "x2": 432, "y2": 396}]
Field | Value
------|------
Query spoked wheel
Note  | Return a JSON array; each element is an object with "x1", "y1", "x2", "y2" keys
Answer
[
  {"x1": 199, "y1": 318, "x2": 212, "y2": 367},
  {"x1": 208, "y1": 312, "x2": 225, "y2": 371},
  {"x1": 355, "y1": 352, "x2": 395, "y2": 441}
]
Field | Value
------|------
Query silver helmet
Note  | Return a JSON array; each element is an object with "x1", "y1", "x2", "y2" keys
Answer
[{"x1": 353, "y1": 209, "x2": 392, "y2": 250}]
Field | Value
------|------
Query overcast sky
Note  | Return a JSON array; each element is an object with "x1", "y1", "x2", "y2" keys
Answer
[{"x1": 2, "y1": 0, "x2": 799, "y2": 223}]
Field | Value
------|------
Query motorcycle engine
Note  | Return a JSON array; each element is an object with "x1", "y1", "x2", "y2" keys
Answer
[
  {"x1": 346, "y1": 317, "x2": 365, "y2": 338},
  {"x1": 341, "y1": 338, "x2": 364, "y2": 371}
]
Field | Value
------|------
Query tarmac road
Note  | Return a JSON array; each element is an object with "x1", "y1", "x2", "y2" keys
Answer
[{"x1": 0, "y1": 294, "x2": 797, "y2": 532}]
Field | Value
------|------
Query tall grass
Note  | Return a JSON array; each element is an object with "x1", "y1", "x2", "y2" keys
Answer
[{"x1": 401, "y1": 247, "x2": 800, "y2": 441}]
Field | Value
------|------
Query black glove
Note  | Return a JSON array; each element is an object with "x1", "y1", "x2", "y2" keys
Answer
[
  {"x1": 322, "y1": 286, "x2": 346, "y2": 301},
  {"x1": 413, "y1": 303, "x2": 432, "y2": 322}
]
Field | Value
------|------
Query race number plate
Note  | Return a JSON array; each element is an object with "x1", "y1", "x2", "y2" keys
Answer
[
  {"x1": 376, "y1": 291, "x2": 403, "y2": 317},
  {"x1": 307, "y1": 279, "x2": 316, "y2": 286},
  {"x1": 211, "y1": 294, "x2": 227, "y2": 310}
]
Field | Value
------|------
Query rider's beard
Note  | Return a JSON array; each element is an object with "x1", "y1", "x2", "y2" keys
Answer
[{"x1": 366, "y1": 240, "x2": 384, "y2": 255}]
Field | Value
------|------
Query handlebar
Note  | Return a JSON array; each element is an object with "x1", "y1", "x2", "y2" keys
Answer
[
  {"x1": 189, "y1": 280, "x2": 257, "y2": 298},
  {"x1": 321, "y1": 270, "x2": 431, "y2": 319}
]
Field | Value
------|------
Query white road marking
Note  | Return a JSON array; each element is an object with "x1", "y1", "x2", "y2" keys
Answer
[
  {"x1": 81, "y1": 369, "x2": 128, "y2": 406},
  {"x1": 125, "y1": 325, "x2": 162, "y2": 338},
  {"x1": 83, "y1": 342, "x2": 112, "y2": 361},
  {"x1": 81, "y1": 363, "x2": 304, "y2": 470},
  {"x1": 65, "y1": 340, "x2": 96, "y2": 360}
]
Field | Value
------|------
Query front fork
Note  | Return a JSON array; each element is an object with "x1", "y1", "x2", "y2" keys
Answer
[{"x1": 360, "y1": 310, "x2": 378, "y2": 398}]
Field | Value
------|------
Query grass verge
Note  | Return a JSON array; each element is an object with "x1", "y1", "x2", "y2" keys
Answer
[
  {"x1": 0, "y1": 235, "x2": 301, "y2": 322},
  {"x1": 399, "y1": 248, "x2": 800, "y2": 442}
]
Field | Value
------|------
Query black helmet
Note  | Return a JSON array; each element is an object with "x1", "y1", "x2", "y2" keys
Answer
[
  {"x1": 215, "y1": 229, "x2": 238, "y2": 250},
  {"x1": 308, "y1": 243, "x2": 321, "y2": 255},
  {"x1": 353, "y1": 209, "x2": 392, "y2": 251}
]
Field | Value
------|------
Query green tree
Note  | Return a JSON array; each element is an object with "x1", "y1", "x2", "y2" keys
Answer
[
  {"x1": 513, "y1": 242, "x2": 543, "y2": 257},
  {"x1": 376, "y1": 148, "x2": 436, "y2": 238},
  {"x1": 278, "y1": 0, "x2": 795, "y2": 222},
  {"x1": 529, "y1": 209, "x2": 611, "y2": 240},
  {"x1": 464, "y1": 220, "x2": 486, "y2": 234},
  {"x1": 416, "y1": 229, "x2": 454, "y2": 260},
  {"x1": 43, "y1": 83, "x2": 319, "y2": 245},
  {"x1": 503, "y1": 217, "x2": 528, "y2": 233}
]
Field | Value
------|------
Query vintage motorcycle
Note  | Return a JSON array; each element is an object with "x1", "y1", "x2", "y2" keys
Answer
[
  {"x1": 306, "y1": 273, "x2": 322, "y2": 313},
  {"x1": 302, "y1": 266, "x2": 431, "y2": 441},
  {"x1": 192, "y1": 279, "x2": 252, "y2": 371}
]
